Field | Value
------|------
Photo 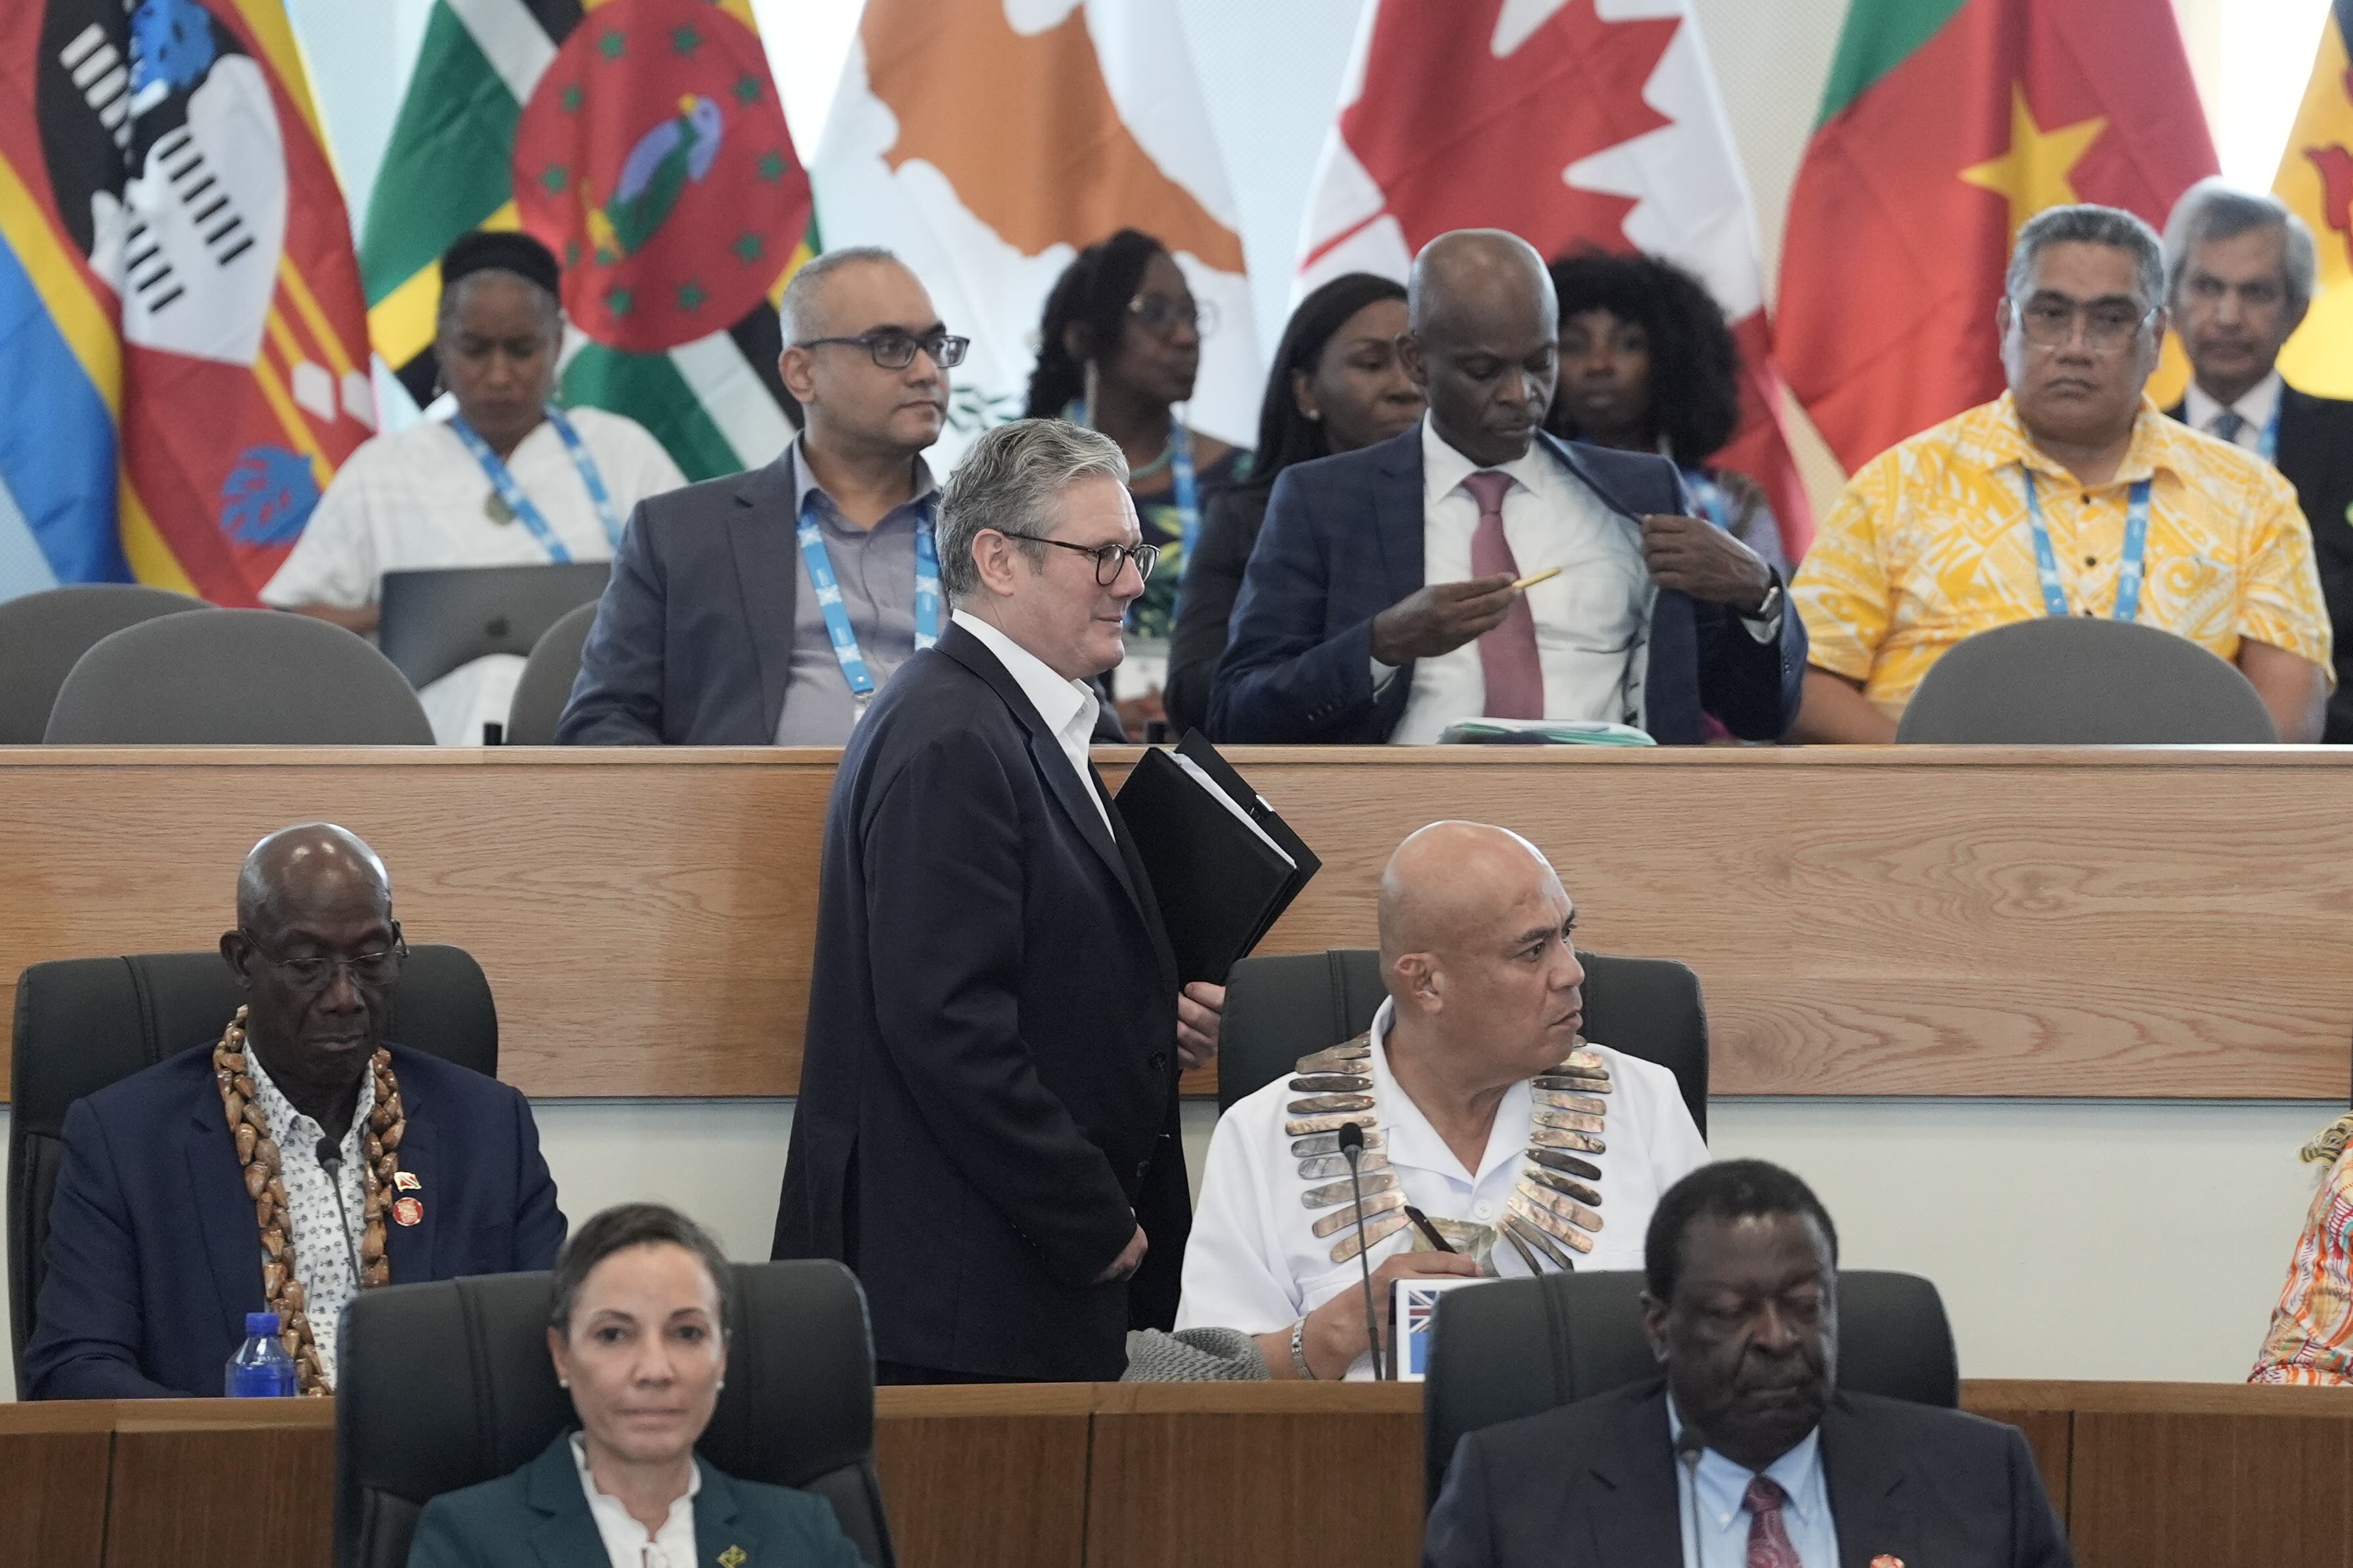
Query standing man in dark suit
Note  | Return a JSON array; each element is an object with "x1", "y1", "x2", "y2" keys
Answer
[
  {"x1": 24, "y1": 824, "x2": 565, "y2": 1399},
  {"x1": 1423, "y1": 1160, "x2": 2072, "y2": 1567},
  {"x1": 1208, "y1": 230, "x2": 1803, "y2": 746},
  {"x1": 773, "y1": 419, "x2": 1223, "y2": 1383},
  {"x1": 558, "y1": 247, "x2": 963, "y2": 745},
  {"x1": 2163, "y1": 179, "x2": 2353, "y2": 740}
]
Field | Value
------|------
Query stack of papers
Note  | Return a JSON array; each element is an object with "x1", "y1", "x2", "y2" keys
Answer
[{"x1": 1437, "y1": 719, "x2": 1656, "y2": 746}]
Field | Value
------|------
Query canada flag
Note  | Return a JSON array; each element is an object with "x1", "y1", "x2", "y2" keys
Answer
[{"x1": 1297, "y1": 0, "x2": 1811, "y2": 559}]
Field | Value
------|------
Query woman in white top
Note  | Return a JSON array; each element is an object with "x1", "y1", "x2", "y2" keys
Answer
[
  {"x1": 263, "y1": 230, "x2": 683, "y2": 743},
  {"x1": 405, "y1": 1203, "x2": 865, "y2": 1568}
]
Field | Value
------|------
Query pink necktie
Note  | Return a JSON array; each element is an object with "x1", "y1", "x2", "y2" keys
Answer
[
  {"x1": 1461, "y1": 469, "x2": 1543, "y2": 719},
  {"x1": 1744, "y1": 1476, "x2": 1802, "y2": 1568}
]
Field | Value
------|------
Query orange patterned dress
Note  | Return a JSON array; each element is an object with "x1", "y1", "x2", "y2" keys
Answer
[{"x1": 2250, "y1": 1145, "x2": 2353, "y2": 1385}]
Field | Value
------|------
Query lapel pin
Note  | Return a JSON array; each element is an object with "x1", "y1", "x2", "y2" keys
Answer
[
  {"x1": 392, "y1": 1197, "x2": 424, "y2": 1227},
  {"x1": 393, "y1": 1172, "x2": 421, "y2": 1191},
  {"x1": 718, "y1": 1548, "x2": 747, "y2": 1568}
]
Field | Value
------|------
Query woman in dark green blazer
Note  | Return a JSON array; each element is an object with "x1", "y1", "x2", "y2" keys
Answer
[{"x1": 408, "y1": 1204, "x2": 863, "y2": 1568}]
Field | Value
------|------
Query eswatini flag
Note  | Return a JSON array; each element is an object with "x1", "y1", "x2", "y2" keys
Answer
[
  {"x1": 1296, "y1": 0, "x2": 1813, "y2": 559},
  {"x1": 1777, "y1": 0, "x2": 2216, "y2": 473}
]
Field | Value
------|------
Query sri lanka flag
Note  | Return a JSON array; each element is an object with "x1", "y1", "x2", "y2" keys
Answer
[
  {"x1": 0, "y1": 0, "x2": 374, "y2": 604},
  {"x1": 2276, "y1": 0, "x2": 2353, "y2": 398}
]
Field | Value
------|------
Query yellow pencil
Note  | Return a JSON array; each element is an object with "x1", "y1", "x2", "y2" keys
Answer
[{"x1": 1510, "y1": 566, "x2": 1562, "y2": 591}]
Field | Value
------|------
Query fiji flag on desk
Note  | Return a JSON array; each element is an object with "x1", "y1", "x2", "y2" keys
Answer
[{"x1": 0, "y1": 0, "x2": 374, "y2": 605}]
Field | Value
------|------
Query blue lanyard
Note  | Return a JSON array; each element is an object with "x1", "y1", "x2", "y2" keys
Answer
[
  {"x1": 1681, "y1": 467, "x2": 1734, "y2": 533},
  {"x1": 794, "y1": 492, "x2": 939, "y2": 713},
  {"x1": 2021, "y1": 469, "x2": 2151, "y2": 622},
  {"x1": 2259, "y1": 403, "x2": 2280, "y2": 464},
  {"x1": 447, "y1": 406, "x2": 623, "y2": 564}
]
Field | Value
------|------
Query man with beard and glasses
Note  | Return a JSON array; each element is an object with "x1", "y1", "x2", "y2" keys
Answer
[{"x1": 1423, "y1": 1160, "x2": 2073, "y2": 1567}]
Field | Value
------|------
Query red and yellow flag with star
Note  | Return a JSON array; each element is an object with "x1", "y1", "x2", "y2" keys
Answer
[{"x1": 1776, "y1": 0, "x2": 2217, "y2": 472}]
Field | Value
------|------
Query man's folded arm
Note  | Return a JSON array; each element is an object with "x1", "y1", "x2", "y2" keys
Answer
[
  {"x1": 22, "y1": 1101, "x2": 181, "y2": 1399},
  {"x1": 556, "y1": 502, "x2": 667, "y2": 745},
  {"x1": 1209, "y1": 475, "x2": 1383, "y2": 742},
  {"x1": 863, "y1": 730, "x2": 1140, "y2": 1286}
]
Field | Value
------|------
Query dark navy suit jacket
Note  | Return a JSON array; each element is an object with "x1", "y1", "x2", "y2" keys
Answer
[
  {"x1": 24, "y1": 1042, "x2": 565, "y2": 1399},
  {"x1": 408, "y1": 1431, "x2": 863, "y2": 1568},
  {"x1": 1423, "y1": 1380, "x2": 2074, "y2": 1568},
  {"x1": 1206, "y1": 425, "x2": 1805, "y2": 744}
]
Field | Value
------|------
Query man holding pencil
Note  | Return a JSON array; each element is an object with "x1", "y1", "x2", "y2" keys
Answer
[{"x1": 1208, "y1": 229, "x2": 1803, "y2": 745}]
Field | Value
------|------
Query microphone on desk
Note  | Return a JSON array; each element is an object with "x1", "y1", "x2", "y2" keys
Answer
[
  {"x1": 1674, "y1": 1425, "x2": 1705, "y2": 1563},
  {"x1": 1338, "y1": 1122, "x2": 1385, "y2": 1380},
  {"x1": 316, "y1": 1137, "x2": 366, "y2": 1286}
]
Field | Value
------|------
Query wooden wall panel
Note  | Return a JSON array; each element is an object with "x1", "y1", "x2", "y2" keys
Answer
[
  {"x1": 873, "y1": 1386, "x2": 1093, "y2": 1568},
  {"x1": 6, "y1": 747, "x2": 2353, "y2": 1101}
]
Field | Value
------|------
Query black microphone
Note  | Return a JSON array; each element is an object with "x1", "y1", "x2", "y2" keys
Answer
[
  {"x1": 1337, "y1": 1122, "x2": 1385, "y2": 1380},
  {"x1": 1673, "y1": 1424, "x2": 1706, "y2": 1563},
  {"x1": 316, "y1": 1137, "x2": 365, "y2": 1286}
]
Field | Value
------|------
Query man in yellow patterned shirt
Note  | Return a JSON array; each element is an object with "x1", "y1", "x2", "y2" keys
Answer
[{"x1": 1792, "y1": 204, "x2": 2331, "y2": 742}]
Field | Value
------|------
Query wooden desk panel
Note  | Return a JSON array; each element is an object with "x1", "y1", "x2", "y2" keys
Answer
[
  {"x1": 100, "y1": 1400, "x2": 336, "y2": 1568},
  {"x1": 0, "y1": 1404, "x2": 114, "y2": 1568},
  {"x1": 7, "y1": 747, "x2": 2353, "y2": 1101},
  {"x1": 874, "y1": 1386, "x2": 1094, "y2": 1568}
]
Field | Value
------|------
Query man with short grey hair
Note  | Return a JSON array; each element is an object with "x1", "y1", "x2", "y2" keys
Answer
[
  {"x1": 2161, "y1": 178, "x2": 2353, "y2": 738},
  {"x1": 1794, "y1": 202, "x2": 2333, "y2": 742},
  {"x1": 561, "y1": 247, "x2": 973, "y2": 744},
  {"x1": 775, "y1": 418, "x2": 1224, "y2": 1382}
]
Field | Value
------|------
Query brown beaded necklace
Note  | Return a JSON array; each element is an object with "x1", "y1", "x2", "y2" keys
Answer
[{"x1": 211, "y1": 1006, "x2": 404, "y2": 1395}]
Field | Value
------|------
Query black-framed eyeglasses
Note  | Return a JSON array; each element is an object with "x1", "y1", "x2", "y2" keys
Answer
[
  {"x1": 995, "y1": 530, "x2": 1159, "y2": 585},
  {"x1": 1128, "y1": 295, "x2": 1216, "y2": 339},
  {"x1": 798, "y1": 329, "x2": 970, "y2": 370},
  {"x1": 240, "y1": 924, "x2": 408, "y2": 991}
]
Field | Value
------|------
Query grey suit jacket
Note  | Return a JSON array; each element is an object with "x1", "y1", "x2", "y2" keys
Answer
[{"x1": 1423, "y1": 1380, "x2": 2073, "y2": 1568}]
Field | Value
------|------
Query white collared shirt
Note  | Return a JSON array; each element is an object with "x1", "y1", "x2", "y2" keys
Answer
[
  {"x1": 1175, "y1": 996, "x2": 1708, "y2": 1378},
  {"x1": 2184, "y1": 370, "x2": 2285, "y2": 455},
  {"x1": 1381, "y1": 420, "x2": 1655, "y2": 744},
  {"x1": 950, "y1": 607, "x2": 1111, "y2": 835},
  {"x1": 1670, "y1": 1398, "x2": 1839, "y2": 1568},
  {"x1": 242, "y1": 1049, "x2": 373, "y2": 1389},
  {"x1": 570, "y1": 1431, "x2": 702, "y2": 1568}
]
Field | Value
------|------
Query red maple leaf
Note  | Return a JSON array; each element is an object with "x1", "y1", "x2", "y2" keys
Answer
[
  {"x1": 2310, "y1": 143, "x2": 2353, "y2": 268},
  {"x1": 1318, "y1": 0, "x2": 1681, "y2": 267}
]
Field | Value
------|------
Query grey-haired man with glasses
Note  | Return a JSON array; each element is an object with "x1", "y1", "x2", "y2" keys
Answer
[
  {"x1": 1792, "y1": 202, "x2": 2332, "y2": 743},
  {"x1": 775, "y1": 419, "x2": 1222, "y2": 1382},
  {"x1": 564, "y1": 246, "x2": 1026, "y2": 744},
  {"x1": 24, "y1": 824, "x2": 564, "y2": 1398}
]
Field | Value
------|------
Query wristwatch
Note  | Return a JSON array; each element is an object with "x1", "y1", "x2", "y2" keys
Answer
[{"x1": 1290, "y1": 1317, "x2": 1318, "y2": 1380}]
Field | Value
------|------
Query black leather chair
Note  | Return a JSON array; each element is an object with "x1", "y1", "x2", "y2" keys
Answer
[
  {"x1": 1220, "y1": 948, "x2": 1708, "y2": 1135},
  {"x1": 1421, "y1": 1269, "x2": 1958, "y2": 1505},
  {"x1": 1895, "y1": 616, "x2": 2277, "y2": 742},
  {"x1": 337, "y1": 1264, "x2": 896, "y2": 1568},
  {"x1": 7, "y1": 945, "x2": 496, "y2": 1382}
]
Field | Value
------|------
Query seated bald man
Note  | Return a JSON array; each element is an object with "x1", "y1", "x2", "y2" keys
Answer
[
  {"x1": 23, "y1": 825, "x2": 565, "y2": 1399},
  {"x1": 1176, "y1": 822, "x2": 1708, "y2": 1379}
]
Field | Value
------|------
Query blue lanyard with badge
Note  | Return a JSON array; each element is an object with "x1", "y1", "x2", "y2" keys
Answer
[
  {"x1": 794, "y1": 492, "x2": 940, "y2": 719},
  {"x1": 2258, "y1": 404, "x2": 2280, "y2": 464},
  {"x1": 448, "y1": 406, "x2": 623, "y2": 564},
  {"x1": 2021, "y1": 469, "x2": 2151, "y2": 621}
]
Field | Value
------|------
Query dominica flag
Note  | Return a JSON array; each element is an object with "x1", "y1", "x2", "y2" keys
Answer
[
  {"x1": 0, "y1": 0, "x2": 375, "y2": 603},
  {"x1": 1777, "y1": 0, "x2": 2217, "y2": 472},
  {"x1": 364, "y1": 0, "x2": 813, "y2": 481},
  {"x1": 2276, "y1": 0, "x2": 2353, "y2": 398}
]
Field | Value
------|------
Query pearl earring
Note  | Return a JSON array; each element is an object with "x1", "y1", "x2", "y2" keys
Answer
[{"x1": 557, "y1": 1377, "x2": 569, "y2": 1388}]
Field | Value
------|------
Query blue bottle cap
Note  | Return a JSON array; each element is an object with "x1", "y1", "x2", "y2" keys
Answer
[{"x1": 246, "y1": 1311, "x2": 281, "y2": 1336}]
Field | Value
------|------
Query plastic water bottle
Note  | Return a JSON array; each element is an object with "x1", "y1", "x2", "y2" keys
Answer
[{"x1": 225, "y1": 1311, "x2": 297, "y2": 1397}]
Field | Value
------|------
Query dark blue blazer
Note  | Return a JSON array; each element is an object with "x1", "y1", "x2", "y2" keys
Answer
[
  {"x1": 557, "y1": 456, "x2": 804, "y2": 745},
  {"x1": 24, "y1": 1042, "x2": 565, "y2": 1399},
  {"x1": 1206, "y1": 425, "x2": 1805, "y2": 744},
  {"x1": 406, "y1": 1431, "x2": 865, "y2": 1568},
  {"x1": 1423, "y1": 1380, "x2": 2073, "y2": 1568}
]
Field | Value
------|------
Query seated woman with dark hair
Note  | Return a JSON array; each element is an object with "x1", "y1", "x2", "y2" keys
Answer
[
  {"x1": 408, "y1": 1204, "x2": 862, "y2": 1568},
  {"x1": 1543, "y1": 250, "x2": 1789, "y2": 579},
  {"x1": 1163, "y1": 272, "x2": 1423, "y2": 736}
]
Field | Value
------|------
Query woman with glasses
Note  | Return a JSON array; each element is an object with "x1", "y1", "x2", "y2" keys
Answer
[
  {"x1": 1163, "y1": 273, "x2": 1423, "y2": 736},
  {"x1": 408, "y1": 1204, "x2": 863, "y2": 1567},
  {"x1": 263, "y1": 230, "x2": 686, "y2": 744},
  {"x1": 1542, "y1": 250, "x2": 1788, "y2": 580},
  {"x1": 1025, "y1": 229, "x2": 1253, "y2": 734}
]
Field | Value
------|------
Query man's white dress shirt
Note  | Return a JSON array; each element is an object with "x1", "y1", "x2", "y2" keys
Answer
[
  {"x1": 2184, "y1": 369, "x2": 2285, "y2": 456},
  {"x1": 261, "y1": 408, "x2": 685, "y2": 745},
  {"x1": 1381, "y1": 421, "x2": 1655, "y2": 744},
  {"x1": 950, "y1": 608, "x2": 1111, "y2": 834},
  {"x1": 243, "y1": 1049, "x2": 373, "y2": 1389},
  {"x1": 1670, "y1": 1398, "x2": 1839, "y2": 1568},
  {"x1": 1176, "y1": 996, "x2": 1708, "y2": 1378},
  {"x1": 570, "y1": 1431, "x2": 701, "y2": 1568}
]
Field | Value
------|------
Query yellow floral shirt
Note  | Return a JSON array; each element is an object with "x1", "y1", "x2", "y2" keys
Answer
[{"x1": 1794, "y1": 394, "x2": 2332, "y2": 719}]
